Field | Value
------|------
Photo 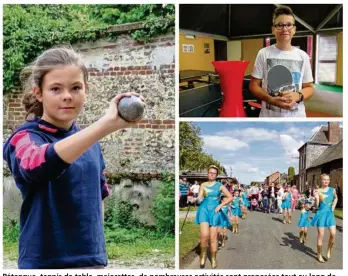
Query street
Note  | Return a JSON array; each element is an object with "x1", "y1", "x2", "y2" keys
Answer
[{"x1": 182, "y1": 209, "x2": 343, "y2": 269}]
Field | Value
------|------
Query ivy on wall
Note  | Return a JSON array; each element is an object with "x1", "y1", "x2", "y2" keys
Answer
[{"x1": 3, "y1": 4, "x2": 175, "y2": 94}]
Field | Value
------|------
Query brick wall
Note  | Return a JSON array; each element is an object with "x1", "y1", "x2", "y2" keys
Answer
[
  {"x1": 307, "y1": 167, "x2": 321, "y2": 189},
  {"x1": 307, "y1": 163, "x2": 343, "y2": 193},
  {"x1": 5, "y1": 92, "x2": 27, "y2": 132},
  {"x1": 87, "y1": 64, "x2": 175, "y2": 77}
]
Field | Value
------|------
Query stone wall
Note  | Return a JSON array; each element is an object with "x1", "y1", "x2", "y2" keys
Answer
[
  {"x1": 75, "y1": 34, "x2": 175, "y2": 174},
  {"x1": 3, "y1": 29, "x2": 175, "y2": 224},
  {"x1": 4, "y1": 34, "x2": 175, "y2": 174}
]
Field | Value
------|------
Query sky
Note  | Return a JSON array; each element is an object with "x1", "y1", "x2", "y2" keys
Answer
[{"x1": 193, "y1": 121, "x2": 342, "y2": 185}]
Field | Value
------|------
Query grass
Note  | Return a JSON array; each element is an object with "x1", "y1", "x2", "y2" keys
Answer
[
  {"x1": 179, "y1": 219, "x2": 200, "y2": 259},
  {"x1": 334, "y1": 208, "x2": 343, "y2": 220},
  {"x1": 3, "y1": 222, "x2": 19, "y2": 261},
  {"x1": 179, "y1": 206, "x2": 198, "y2": 212},
  {"x1": 3, "y1": 241, "x2": 18, "y2": 261},
  {"x1": 106, "y1": 231, "x2": 174, "y2": 260},
  {"x1": 3, "y1": 224, "x2": 174, "y2": 262}
]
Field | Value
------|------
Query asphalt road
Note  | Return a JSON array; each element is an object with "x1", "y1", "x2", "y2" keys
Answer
[{"x1": 183, "y1": 209, "x2": 343, "y2": 269}]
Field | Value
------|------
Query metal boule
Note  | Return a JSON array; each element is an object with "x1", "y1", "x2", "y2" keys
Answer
[{"x1": 118, "y1": 95, "x2": 145, "y2": 122}]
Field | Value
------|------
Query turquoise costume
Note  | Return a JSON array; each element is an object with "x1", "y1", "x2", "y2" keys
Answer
[
  {"x1": 281, "y1": 192, "x2": 292, "y2": 209},
  {"x1": 220, "y1": 191, "x2": 231, "y2": 228},
  {"x1": 231, "y1": 196, "x2": 243, "y2": 217},
  {"x1": 297, "y1": 209, "x2": 310, "y2": 227},
  {"x1": 220, "y1": 204, "x2": 231, "y2": 228},
  {"x1": 241, "y1": 192, "x2": 250, "y2": 207},
  {"x1": 311, "y1": 187, "x2": 336, "y2": 227},
  {"x1": 195, "y1": 182, "x2": 230, "y2": 227}
]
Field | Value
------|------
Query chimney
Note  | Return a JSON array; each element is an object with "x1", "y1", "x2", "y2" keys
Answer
[{"x1": 328, "y1": 122, "x2": 340, "y2": 144}]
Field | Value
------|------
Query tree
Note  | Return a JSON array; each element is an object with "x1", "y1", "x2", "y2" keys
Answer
[
  {"x1": 179, "y1": 122, "x2": 203, "y2": 169},
  {"x1": 287, "y1": 167, "x2": 295, "y2": 182},
  {"x1": 179, "y1": 122, "x2": 226, "y2": 174}
]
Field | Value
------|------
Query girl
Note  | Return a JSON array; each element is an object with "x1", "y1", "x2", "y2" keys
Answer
[
  {"x1": 3, "y1": 46, "x2": 144, "y2": 269},
  {"x1": 276, "y1": 184, "x2": 284, "y2": 214},
  {"x1": 281, "y1": 185, "x2": 293, "y2": 224},
  {"x1": 258, "y1": 189, "x2": 263, "y2": 210},
  {"x1": 291, "y1": 185, "x2": 299, "y2": 211},
  {"x1": 311, "y1": 174, "x2": 338, "y2": 263},
  {"x1": 298, "y1": 194, "x2": 305, "y2": 207},
  {"x1": 251, "y1": 198, "x2": 258, "y2": 211},
  {"x1": 297, "y1": 201, "x2": 312, "y2": 244},
  {"x1": 219, "y1": 194, "x2": 232, "y2": 248},
  {"x1": 230, "y1": 189, "x2": 243, "y2": 233},
  {"x1": 194, "y1": 165, "x2": 232, "y2": 269},
  {"x1": 241, "y1": 187, "x2": 250, "y2": 219},
  {"x1": 218, "y1": 180, "x2": 231, "y2": 248}
]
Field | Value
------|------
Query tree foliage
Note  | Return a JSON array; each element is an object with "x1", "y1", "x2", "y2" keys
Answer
[
  {"x1": 179, "y1": 122, "x2": 226, "y2": 175},
  {"x1": 151, "y1": 173, "x2": 175, "y2": 234},
  {"x1": 287, "y1": 166, "x2": 295, "y2": 182},
  {"x1": 3, "y1": 4, "x2": 175, "y2": 94}
]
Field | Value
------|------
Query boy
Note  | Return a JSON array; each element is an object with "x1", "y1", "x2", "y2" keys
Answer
[
  {"x1": 261, "y1": 185, "x2": 270, "y2": 213},
  {"x1": 249, "y1": 5, "x2": 314, "y2": 117}
]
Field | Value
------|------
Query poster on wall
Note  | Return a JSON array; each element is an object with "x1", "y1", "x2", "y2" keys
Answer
[
  {"x1": 183, "y1": 44, "x2": 194, "y2": 53},
  {"x1": 204, "y1": 43, "x2": 210, "y2": 54}
]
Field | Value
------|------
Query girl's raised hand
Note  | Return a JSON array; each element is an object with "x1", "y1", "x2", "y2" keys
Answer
[{"x1": 102, "y1": 92, "x2": 145, "y2": 132}]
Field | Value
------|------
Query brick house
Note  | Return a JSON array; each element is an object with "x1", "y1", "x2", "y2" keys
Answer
[
  {"x1": 265, "y1": 171, "x2": 281, "y2": 185},
  {"x1": 298, "y1": 122, "x2": 342, "y2": 193}
]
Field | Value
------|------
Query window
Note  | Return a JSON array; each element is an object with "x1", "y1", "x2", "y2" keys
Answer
[
  {"x1": 204, "y1": 43, "x2": 210, "y2": 54},
  {"x1": 301, "y1": 154, "x2": 304, "y2": 170},
  {"x1": 300, "y1": 150, "x2": 306, "y2": 170},
  {"x1": 316, "y1": 34, "x2": 338, "y2": 84},
  {"x1": 182, "y1": 44, "x2": 194, "y2": 53}
]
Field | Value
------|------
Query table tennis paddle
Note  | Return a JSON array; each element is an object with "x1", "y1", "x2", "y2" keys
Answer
[{"x1": 267, "y1": 64, "x2": 296, "y2": 111}]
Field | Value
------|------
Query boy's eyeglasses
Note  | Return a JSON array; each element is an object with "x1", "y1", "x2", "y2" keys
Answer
[{"x1": 274, "y1": 23, "x2": 295, "y2": 30}]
